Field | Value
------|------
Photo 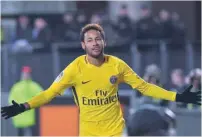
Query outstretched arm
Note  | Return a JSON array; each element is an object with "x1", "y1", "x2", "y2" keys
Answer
[
  {"x1": 118, "y1": 59, "x2": 201, "y2": 105},
  {"x1": 134, "y1": 81, "x2": 201, "y2": 105},
  {"x1": 1, "y1": 61, "x2": 78, "y2": 119}
]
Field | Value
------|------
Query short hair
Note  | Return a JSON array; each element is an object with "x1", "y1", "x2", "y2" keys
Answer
[
  {"x1": 171, "y1": 69, "x2": 183, "y2": 76},
  {"x1": 80, "y1": 23, "x2": 105, "y2": 42}
]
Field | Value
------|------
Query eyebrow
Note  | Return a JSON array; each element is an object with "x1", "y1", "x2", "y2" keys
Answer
[{"x1": 86, "y1": 37, "x2": 101, "y2": 40}]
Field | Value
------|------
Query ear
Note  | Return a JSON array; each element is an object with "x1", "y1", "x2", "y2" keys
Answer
[{"x1": 81, "y1": 42, "x2": 85, "y2": 50}]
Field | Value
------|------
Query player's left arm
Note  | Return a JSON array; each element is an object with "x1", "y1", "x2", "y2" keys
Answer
[{"x1": 119, "y1": 60, "x2": 201, "y2": 105}]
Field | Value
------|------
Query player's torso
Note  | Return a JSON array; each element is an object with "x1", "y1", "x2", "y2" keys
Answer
[{"x1": 72, "y1": 55, "x2": 123, "y2": 121}]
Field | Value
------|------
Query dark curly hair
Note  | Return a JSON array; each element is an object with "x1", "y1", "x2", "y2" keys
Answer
[{"x1": 80, "y1": 23, "x2": 105, "y2": 42}]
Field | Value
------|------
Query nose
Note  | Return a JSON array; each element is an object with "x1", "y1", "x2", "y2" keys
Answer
[{"x1": 92, "y1": 40, "x2": 99, "y2": 46}]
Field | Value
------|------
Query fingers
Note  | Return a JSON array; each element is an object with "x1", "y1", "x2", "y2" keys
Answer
[
  {"x1": 12, "y1": 100, "x2": 18, "y2": 106},
  {"x1": 5, "y1": 115, "x2": 11, "y2": 119},
  {"x1": 1, "y1": 111, "x2": 10, "y2": 119},
  {"x1": 1, "y1": 106, "x2": 12, "y2": 119},
  {"x1": 185, "y1": 85, "x2": 193, "y2": 92},
  {"x1": 2, "y1": 112, "x2": 8, "y2": 117},
  {"x1": 1, "y1": 110, "x2": 13, "y2": 119}
]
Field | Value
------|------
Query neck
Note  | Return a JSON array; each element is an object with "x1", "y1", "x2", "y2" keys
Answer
[{"x1": 87, "y1": 54, "x2": 105, "y2": 66}]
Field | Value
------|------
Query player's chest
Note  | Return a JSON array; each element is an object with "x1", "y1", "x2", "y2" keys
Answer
[{"x1": 75, "y1": 66, "x2": 120, "y2": 89}]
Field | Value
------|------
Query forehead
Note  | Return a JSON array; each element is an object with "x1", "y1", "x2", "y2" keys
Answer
[{"x1": 84, "y1": 29, "x2": 102, "y2": 39}]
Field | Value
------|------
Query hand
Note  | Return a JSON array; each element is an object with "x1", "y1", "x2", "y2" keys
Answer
[
  {"x1": 176, "y1": 85, "x2": 201, "y2": 105},
  {"x1": 1, "y1": 100, "x2": 26, "y2": 119}
]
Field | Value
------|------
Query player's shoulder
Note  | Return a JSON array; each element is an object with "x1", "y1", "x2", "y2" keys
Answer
[
  {"x1": 106, "y1": 54, "x2": 126, "y2": 64},
  {"x1": 73, "y1": 55, "x2": 86, "y2": 63},
  {"x1": 65, "y1": 55, "x2": 86, "y2": 68}
]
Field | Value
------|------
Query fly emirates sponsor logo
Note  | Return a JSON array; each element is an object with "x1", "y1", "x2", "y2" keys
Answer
[{"x1": 82, "y1": 90, "x2": 118, "y2": 106}]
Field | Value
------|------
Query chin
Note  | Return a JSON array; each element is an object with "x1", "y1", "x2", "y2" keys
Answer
[{"x1": 91, "y1": 53, "x2": 103, "y2": 58}]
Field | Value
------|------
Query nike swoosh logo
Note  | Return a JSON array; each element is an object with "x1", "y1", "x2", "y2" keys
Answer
[{"x1": 82, "y1": 80, "x2": 91, "y2": 84}]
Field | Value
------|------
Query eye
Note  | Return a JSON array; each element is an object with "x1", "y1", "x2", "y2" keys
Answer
[{"x1": 87, "y1": 39, "x2": 92, "y2": 42}]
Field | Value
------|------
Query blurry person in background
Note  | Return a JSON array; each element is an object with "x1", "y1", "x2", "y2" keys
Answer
[
  {"x1": 14, "y1": 15, "x2": 32, "y2": 42},
  {"x1": 90, "y1": 12, "x2": 119, "y2": 47},
  {"x1": 90, "y1": 13, "x2": 102, "y2": 24},
  {"x1": 55, "y1": 12, "x2": 78, "y2": 42},
  {"x1": 187, "y1": 68, "x2": 201, "y2": 93},
  {"x1": 186, "y1": 68, "x2": 201, "y2": 92},
  {"x1": 138, "y1": 64, "x2": 169, "y2": 107},
  {"x1": 76, "y1": 11, "x2": 88, "y2": 31},
  {"x1": 158, "y1": 9, "x2": 174, "y2": 42},
  {"x1": 8, "y1": 66, "x2": 43, "y2": 136},
  {"x1": 12, "y1": 16, "x2": 33, "y2": 52},
  {"x1": 135, "y1": 4, "x2": 159, "y2": 40},
  {"x1": 143, "y1": 64, "x2": 161, "y2": 84},
  {"x1": 112, "y1": 4, "x2": 133, "y2": 46},
  {"x1": 170, "y1": 69, "x2": 187, "y2": 108},
  {"x1": 32, "y1": 18, "x2": 51, "y2": 46},
  {"x1": 74, "y1": 11, "x2": 88, "y2": 41},
  {"x1": 185, "y1": 68, "x2": 201, "y2": 109},
  {"x1": 127, "y1": 104, "x2": 176, "y2": 136},
  {"x1": 171, "y1": 12, "x2": 186, "y2": 46},
  {"x1": 170, "y1": 69, "x2": 187, "y2": 92}
]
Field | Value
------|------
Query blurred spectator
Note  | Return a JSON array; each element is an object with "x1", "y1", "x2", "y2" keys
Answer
[
  {"x1": 170, "y1": 69, "x2": 187, "y2": 108},
  {"x1": 143, "y1": 64, "x2": 161, "y2": 82},
  {"x1": 171, "y1": 12, "x2": 186, "y2": 45},
  {"x1": 158, "y1": 10, "x2": 174, "y2": 42},
  {"x1": 76, "y1": 11, "x2": 88, "y2": 31},
  {"x1": 170, "y1": 69, "x2": 187, "y2": 93},
  {"x1": 90, "y1": 13, "x2": 102, "y2": 24},
  {"x1": 184, "y1": 68, "x2": 201, "y2": 109},
  {"x1": 135, "y1": 5, "x2": 159, "y2": 41},
  {"x1": 14, "y1": 15, "x2": 32, "y2": 42},
  {"x1": 137, "y1": 64, "x2": 169, "y2": 107},
  {"x1": 54, "y1": 12, "x2": 78, "y2": 42},
  {"x1": 32, "y1": 18, "x2": 51, "y2": 46},
  {"x1": 186, "y1": 68, "x2": 201, "y2": 92},
  {"x1": 112, "y1": 4, "x2": 133, "y2": 45},
  {"x1": 12, "y1": 16, "x2": 33, "y2": 53},
  {"x1": 127, "y1": 105, "x2": 176, "y2": 136},
  {"x1": 90, "y1": 13, "x2": 119, "y2": 46},
  {"x1": 8, "y1": 66, "x2": 43, "y2": 136}
]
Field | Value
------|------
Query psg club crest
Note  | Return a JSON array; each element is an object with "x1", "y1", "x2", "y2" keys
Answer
[{"x1": 110, "y1": 75, "x2": 117, "y2": 84}]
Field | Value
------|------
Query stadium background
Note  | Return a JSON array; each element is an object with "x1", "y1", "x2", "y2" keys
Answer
[{"x1": 1, "y1": 1, "x2": 201, "y2": 136}]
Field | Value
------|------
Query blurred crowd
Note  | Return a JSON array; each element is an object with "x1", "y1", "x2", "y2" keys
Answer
[
  {"x1": 136, "y1": 64, "x2": 201, "y2": 110},
  {"x1": 1, "y1": 4, "x2": 200, "y2": 110},
  {"x1": 1, "y1": 4, "x2": 186, "y2": 49}
]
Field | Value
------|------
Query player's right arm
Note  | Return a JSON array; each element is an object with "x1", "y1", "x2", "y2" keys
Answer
[
  {"x1": 26, "y1": 62, "x2": 76, "y2": 109},
  {"x1": 1, "y1": 61, "x2": 78, "y2": 119}
]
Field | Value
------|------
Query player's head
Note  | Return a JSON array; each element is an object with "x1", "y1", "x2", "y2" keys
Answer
[
  {"x1": 80, "y1": 23, "x2": 106, "y2": 58},
  {"x1": 21, "y1": 66, "x2": 32, "y2": 80}
]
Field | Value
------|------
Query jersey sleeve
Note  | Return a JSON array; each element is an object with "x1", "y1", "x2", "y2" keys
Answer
[
  {"x1": 118, "y1": 59, "x2": 176, "y2": 101},
  {"x1": 27, "y1": 61, "x2": 78, "y2": 109}
]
